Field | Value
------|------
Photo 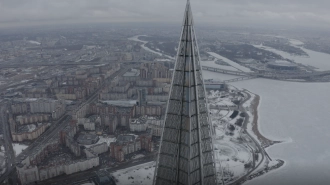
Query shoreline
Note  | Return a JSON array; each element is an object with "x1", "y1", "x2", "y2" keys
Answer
[
  {"x1": 239, "y1": 92, "x2": 285, "y2": 184},
  {"x1": 250, "y1": 94, "x2": 281, "y2": 148}
]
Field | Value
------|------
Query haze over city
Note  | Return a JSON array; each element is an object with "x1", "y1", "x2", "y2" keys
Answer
[
  {"x1": 1, "y1": 0, "x2": 330, "y2": 29},
  {"x1": 0, "y1": 0, "x2": 330, "y2": 185}
]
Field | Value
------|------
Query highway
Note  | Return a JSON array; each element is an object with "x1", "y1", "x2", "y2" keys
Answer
[
  {"x1": 202, "y1": 66, "x2": 330, "y2": 81},
  {"x1": 227, "y1": 89, "x2": 268, "y2": 185},
  {"x1": 0, "y1": 105, "x2": 16, "y2": 184}
]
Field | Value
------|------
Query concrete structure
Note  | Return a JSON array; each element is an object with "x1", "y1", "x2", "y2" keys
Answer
[
  {"x1": 138, "y1": 88, "x2": 147, "y2": 106},
  {"x1": 29, "y1": 99, "x2": 65, "y2": 114},
  {"x1": 100, "y1": 114, "x2": 118, "y2": 134},
  {"x1": 28, "y1": 99, "x2": 66, "y2": 120},
  {"x1": 267, "y1": 60, "x2": 298, "y2": 70},
  {"x1": 86, "y1": 142, "x2": 108, "y2": 155},
  {"x1": 72, "y1": 102, "x2": 89, "y2": 120},
  {"x1": 15, "y1": 123, "x2": 102, "y2": 184},
  {"x1": 77, "y1": 133, "x2": 99, "y2": 145},
  {"x1": 11, "y1": 103, "x2": 28, "y2": 114},
  {"x1": 77, "y1": 118, "x2": 96, "y2": 131},
  {"x1": 12, "y1": 123, "x2": 49, "y2": 142},
  {"x1": 16, "y1": 114, "x2": 49, "y2": 125},
  {"x1": 140, "y1": 63, "x2": 170, "y2": 79},
  {"x1": 129, "y1": 116, "x2": 148, "y2": 132},
  {"x1": 149, "y1": 119, "x2": 164, "y2": 137},
  {"x1": 110, "y1": 134, "x2": 153, "y2": 162},
  {"x1": 154, "y1": 1, "x2": 217, "y2": 184},
  {"x1": 135, "y1": 105, "x2": 163, "y2": 116}
]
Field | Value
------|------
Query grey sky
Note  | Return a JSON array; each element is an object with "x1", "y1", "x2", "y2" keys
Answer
[{"x1": 0, "y1": 0, "x2": 329, "y2": 28}]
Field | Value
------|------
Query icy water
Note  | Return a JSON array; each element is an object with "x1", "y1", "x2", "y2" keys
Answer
[
  {"x1": 201, "y1": 41, "x2": 330, "y2": 184},
  {"x1": 203, "y1": 74, "x2": 330, "y2": 185},
  {"x1": 128, "y1": 35, "x2": 174, "y2": 59},
  {"x1": 254, "y1": 42, "x2": 330, "y2": 71}
]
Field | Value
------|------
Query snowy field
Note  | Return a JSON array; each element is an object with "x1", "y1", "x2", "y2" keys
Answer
[
  {"x1": 84, "y1": 136, "x2": 116, "y2": 148},
  {"x1": 112, "y1": 161, "x2": 155, "y2": 185},
  {"x1": 12, "y1": 143, "x2": 28, "y2": 156},
  {"x1": 254, "y1": 44, "x2": 330, "y2": 71},
  {"x1": 202, "y1": 59, "x2": 239, "y2": 71},
  {"x1": 208, "y1": 52, "x2": 252, "y2": 72},
  {"x1": 128, "y1": 35, "x2": 174, "y2": 60},
  {"x1": 203, "y1": 69, "x2": 330, "y2": 185}
]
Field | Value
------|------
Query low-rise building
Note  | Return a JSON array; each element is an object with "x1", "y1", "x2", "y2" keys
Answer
[
  {"x1": 12, "y1": 123, "x2": 50, "y2": 142},
  {"x1": 110, "y1": 134, "x2": 153, "y2": 162},
  {"x1": 129, "y1": 116, "x2": 148, "y2": 132},
  {"x1": 149, "y1": 118, "x2": 164, "y2": 137},
  {"x1": 16, "y1": 114, "x2": 50, "y2": 125}
]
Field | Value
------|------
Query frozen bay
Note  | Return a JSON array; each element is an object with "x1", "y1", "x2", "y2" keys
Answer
[{"x1": 203, "y1": 70, "x2": 330, "y2": 185}]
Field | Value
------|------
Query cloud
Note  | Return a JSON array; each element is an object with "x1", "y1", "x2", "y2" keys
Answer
[{"x1": 0, "y1": 0, "x2": 329, "y2": 28}]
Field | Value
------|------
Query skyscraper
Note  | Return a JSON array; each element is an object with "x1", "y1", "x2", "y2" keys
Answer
[{"x1": 153, "y1": 0, "x2": 217, "y2": 184}]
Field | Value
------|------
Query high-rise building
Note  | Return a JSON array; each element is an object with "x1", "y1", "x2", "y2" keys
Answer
[
  {"x1": 153, "y1": 1, "x2": 217, "y2": 184},
  {"x1": 138, "y1": 88, "x2": 147, "y2": 106}
]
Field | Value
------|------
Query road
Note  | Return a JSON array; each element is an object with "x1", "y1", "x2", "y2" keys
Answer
[
  {"x1": 202, "y1": 66, "x2": 330, "y2": 82},
  {"x1": 227, "y1": 89, "x2": 266, "y2": 185},
  {"x1": 0, "y1": 105, "x2": 16, "y2": 182},
  {"x1": 0, "y1": 64, "x2": 134, "y2": 184}
]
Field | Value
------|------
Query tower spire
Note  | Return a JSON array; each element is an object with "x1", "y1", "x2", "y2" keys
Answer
[{"x1": 153, "y1": 0, "x2": 217, "y2": 185}]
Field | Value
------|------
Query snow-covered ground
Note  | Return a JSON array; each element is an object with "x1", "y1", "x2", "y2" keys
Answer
[
  {"x1": 28, "y1": 40, "x2": 41, "y2": 45},
  {"x1": 132, "y1": 154, "x2": 145, "y2": 160},
  {"x1": 128, "y1": 35, "x2": 174, "y2": 60},
  {"x1": 101, "y1": 100, "x2": 137, "y2": 107},
  {"x1": 289, "y1": 39, "x2": 304, "y2": 46},
  {"x1": 202, "y1": 59, "x2": 239, "y2": 71},
  {"x1": 27, "y1": 124, "x2": 37, "y2": 132},
  {"x1": 12, "y1": 143, "x2": 28, "y2": 156},
  {"x1": 208, "y1": 52, "x2": 252, "y2": 72},
  {"x1": 208, "y1": 90, "x2": 254, "y2": 182},
  {"x1": 85, "y1": 136, "x2": 116, "y2": 148},
  {"x1": 112, "y1": 161, "x2": 155, "y2": 185},
  {"x1": 254, "y1": 44, "x2": 330, "y2": 71},
  {"x1": 203, "y1": 69, "x2": 330, "y2": 185}
]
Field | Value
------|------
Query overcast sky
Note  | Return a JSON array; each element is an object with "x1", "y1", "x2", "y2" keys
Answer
[{"x1": 0, "y1": 0, "x2": 330, "y2": 29}]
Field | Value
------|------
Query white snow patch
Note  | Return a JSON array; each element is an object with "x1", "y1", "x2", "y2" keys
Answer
[
  {"x1": 204, "y1": 70, "x2": 330, "y2": 185},
  {"x1": 13, "y1": 143, "x2": 28, "y2": 156},
  {"x1": 27, "y1": 124, "x2": 37, "y2": 132},
  {"x1": 132, "y1": 154, "x2": 145, "y2": 160},
  {"x1": 254, "y1": 44, "x2": 330, "y2": 71},
  {"x1": 85, "y1": 136, "x2": 116, "y2": 148},
  {"x1": 208, "y1": 52, "x2": 252, "y2": 72},
  {"x1": 28, "y1": 40, "x2": 41, "y2": 45},
  {"x1": 112, "y1": 161, "x2": 155, "y2": 185},
  {"x1": 202, "y1": 60, "x2": 239, "y2": 71}
]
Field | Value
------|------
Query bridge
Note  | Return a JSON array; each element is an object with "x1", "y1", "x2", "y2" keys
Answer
[
  {"x1": 205, "y1": 76, "x2": 258, "y2": 87},
  {"x1": 202, "y1": 66, "x2": 330, "y2": 80},
  {"x1": 223, "y1": 76, "x2": 258, "y2": 83},
  {"x1": 202, "y1": 66, "x2": 252, "y2": 76}
]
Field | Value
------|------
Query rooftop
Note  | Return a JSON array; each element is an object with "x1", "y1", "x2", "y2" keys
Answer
[
  {"x1": 123, "y1": 68, "x2": 140, "y2": 77},
  {"x1": 116, "y1": 135, "x2": 135, "y2": 144}
]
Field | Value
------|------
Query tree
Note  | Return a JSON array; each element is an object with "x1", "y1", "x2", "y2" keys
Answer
[
  {"x1": 235, "y1": 118, "x2": 244, "y2": 127},
  {"x1": 228, "y1": 124, "x2": 235, "y2": 131}
]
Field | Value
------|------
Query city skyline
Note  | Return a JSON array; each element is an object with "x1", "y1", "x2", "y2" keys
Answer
[{"x1": 0, "y1": 0, "x2": 330, "y2": 29}]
